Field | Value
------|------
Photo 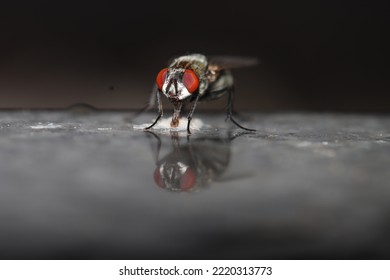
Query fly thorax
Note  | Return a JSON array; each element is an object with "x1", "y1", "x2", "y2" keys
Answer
[{"x1": 198, "y1": 77, "x2": 209, "y2": 95}]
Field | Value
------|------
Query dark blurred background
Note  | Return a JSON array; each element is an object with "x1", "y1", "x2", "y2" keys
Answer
[{"x1": 0, "y1": 0, "x2": 389, "y2": 112}]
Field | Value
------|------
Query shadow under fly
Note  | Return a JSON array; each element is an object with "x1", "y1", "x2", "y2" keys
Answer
[
  {"x1": 136, "y1": 53, "x2": 258, "y2": 134},
  {"x1": 145, "y1": 130, "x2": 253, "y2": 192}
]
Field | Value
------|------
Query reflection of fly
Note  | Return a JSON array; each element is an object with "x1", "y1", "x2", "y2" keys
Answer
[
  {"x1": 146, "y1": 131, "x2": 252, "y2": 192},
  {"x1": 155, "y1": 135, "x2": 230, "y2": 192},
  {"x1": 144, "y1": 53, "x2": 258, "y2": 134}
]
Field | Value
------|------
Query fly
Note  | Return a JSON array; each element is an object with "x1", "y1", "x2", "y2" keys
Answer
[{"x1": 143, "y1": 53, "x2": 258, "y2": 134}]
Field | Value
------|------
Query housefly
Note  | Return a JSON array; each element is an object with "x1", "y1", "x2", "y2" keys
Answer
[{"x1": 142, "y1": 53, "x2": 258, "y2": 134}]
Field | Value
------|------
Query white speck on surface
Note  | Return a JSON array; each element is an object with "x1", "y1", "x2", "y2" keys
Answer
[
  {"x1": 322, "y1": 141, "x2": 329, "y2": 145},
  {"x1": 97, "y1": 128, "x2": 112, "y2": 131},
  {"x1": 30, "y1": 123, "x2": 62, "y2": 129},
  {"x1": 133, "y1": 117, "x2": 204, "y2": 131}
]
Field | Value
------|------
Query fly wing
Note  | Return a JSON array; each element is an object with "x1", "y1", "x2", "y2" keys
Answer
[{"x1": 207, "y1": 56, "x2": 259, "y2": 71}]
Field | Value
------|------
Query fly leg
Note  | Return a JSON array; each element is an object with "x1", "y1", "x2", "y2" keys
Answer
[
  {"x1": 226, "y1": 86, "x2": 256, "y2": 132},
  {"x1": 145, "y1": 89, "x2": 163, "y2": 130},
  {"x1": 187, "y1": 91, "x2": 201, "y2": 134}
]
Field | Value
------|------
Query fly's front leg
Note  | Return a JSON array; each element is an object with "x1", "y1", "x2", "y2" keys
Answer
[
  {"x1": 187, "y1": 91, "x2": 201, "y2": 134},
  {"x1": 226, "y1": 86, "x2": 256, "y2": 132},
  {"x1": 145, "y1": 89, "x2": 163, "y2": 130}
]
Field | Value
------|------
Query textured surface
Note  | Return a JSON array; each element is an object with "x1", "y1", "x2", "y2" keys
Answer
[{"x1": 0, "y1": 110, "x2": 389, "y2": 259}]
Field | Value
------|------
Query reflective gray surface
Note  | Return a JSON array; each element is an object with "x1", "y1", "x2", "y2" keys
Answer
[{"x1": 0, "y1": 110, "x2": 389, "y2": 259}]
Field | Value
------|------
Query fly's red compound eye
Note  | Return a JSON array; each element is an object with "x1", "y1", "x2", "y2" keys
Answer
[
  {"x1": 156, "y1": 68, "x2": 168, "y2": 90},
  {"x1": 183, "y1": 69, "x2": 199, "y2": 93}
]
